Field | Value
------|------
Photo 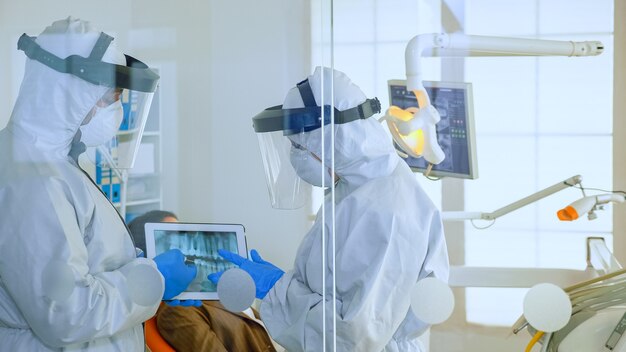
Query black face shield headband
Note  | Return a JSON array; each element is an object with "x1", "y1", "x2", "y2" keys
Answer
[
  {"x1": 18, "y1": 32, "x2": 159, "y2": 93},
  {"x1": 252, "y1": 78, "x2": 381, "y2": 135}
]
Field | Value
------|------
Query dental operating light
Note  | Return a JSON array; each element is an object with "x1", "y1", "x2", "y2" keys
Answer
[{"x1": 558, "y1": 194, "x2": 626, "y2": 221}]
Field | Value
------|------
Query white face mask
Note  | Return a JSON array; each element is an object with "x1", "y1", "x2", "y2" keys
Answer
[
  {"x1": 290, "y1": 147, "x2": 334, "y2": 187},
  {"x1": 79, "y1": 100, "x2": 124, "y2": 147}
]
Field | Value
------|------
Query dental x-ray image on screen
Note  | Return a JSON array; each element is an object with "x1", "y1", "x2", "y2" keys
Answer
[{"x1": 144, "y1": 223, "x2": 247, "y2": 300}]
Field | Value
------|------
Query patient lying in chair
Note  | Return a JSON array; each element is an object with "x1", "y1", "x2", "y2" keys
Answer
[{"x1": 129, "y1": 210, "x2": 283, "y2": 352}]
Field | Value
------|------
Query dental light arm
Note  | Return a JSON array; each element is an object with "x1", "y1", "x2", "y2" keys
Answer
[
  {"x1": 393, "y1": 33, "x2": 603, "y2": 165},
  {"x1": 443, "y1": 175, "x2": 583, "y2": 221},
  {"x1": 405, "y1": 33, "x2": 604, "y2": 93}
]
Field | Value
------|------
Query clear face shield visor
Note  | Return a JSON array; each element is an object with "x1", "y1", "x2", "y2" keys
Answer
[
  {"x1": 93, "y1": 87, "x2": 155, "y2": 169},
  {"x1": 252, "y1": 79, "x2": 381, "y2": 210},
  {"x1": 18, "y1": 32, "x2": 160, "y2": 169},
  {"x1": 254, "y1": 127, "x2": 313, "y2": 210}
]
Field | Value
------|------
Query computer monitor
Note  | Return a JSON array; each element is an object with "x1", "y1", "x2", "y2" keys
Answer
[{"x1": 387, "y1": 79, "x2": 478, "y2": 179}]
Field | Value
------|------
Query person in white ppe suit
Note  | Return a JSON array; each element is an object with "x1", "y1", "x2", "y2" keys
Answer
[
  {"x1": 212, "y1": 67, "x2": 449, "y2": 351},
  {"x1": 0, "y1": 18, "x2": 198, "y2": 351}
]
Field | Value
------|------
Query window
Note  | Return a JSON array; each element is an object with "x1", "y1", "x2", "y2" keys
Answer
[
  {"x1": 463, "y1": 0, "x2": 614, "y2": 326},
  {"x1": 312, "y1": 0, "x2": 614, "y2": 327}
]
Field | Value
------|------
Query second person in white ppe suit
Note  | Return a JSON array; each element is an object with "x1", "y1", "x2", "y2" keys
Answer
[
  {"x1": 213, "y1": 67, "x2": 450, "y2": 351},
  {"x1": 0, "y1": 18, "x2": 198, "y2": 351}
]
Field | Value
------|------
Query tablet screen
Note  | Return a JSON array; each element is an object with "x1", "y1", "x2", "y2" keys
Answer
[{"x1": 145, "y1": 223, "x2": 247, "y2": 300}]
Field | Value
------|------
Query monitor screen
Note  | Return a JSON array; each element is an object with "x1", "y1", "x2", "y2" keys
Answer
[{"x1": 388, "y1": 80, "x2": 478, "y2": 179}]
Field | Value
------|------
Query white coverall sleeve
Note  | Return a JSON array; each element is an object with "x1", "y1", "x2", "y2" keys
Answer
[
  {"x1": 261, "y1": 197, "x2": 434, "y2": 351},
  {"x1": 0, "y1": 178, "x2": 163, "y2": 348}
]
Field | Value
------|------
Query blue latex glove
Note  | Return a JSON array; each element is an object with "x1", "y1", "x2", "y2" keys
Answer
[
  {"x1": 208, "y1": 249, "x2": 284, "y2": 299},
  {"x1": 153, "y1": 249, "x2": 201, "y2": 306}
]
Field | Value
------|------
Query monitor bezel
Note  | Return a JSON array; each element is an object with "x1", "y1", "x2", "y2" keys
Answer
[{"x1": 387, "y1": 79, "x2": 478, "y2": 180}]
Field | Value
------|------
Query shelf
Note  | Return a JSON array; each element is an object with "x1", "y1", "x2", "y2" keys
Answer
[
  {"x1": 142, "y1": 131, "x2": 160, "y2": 137},
  {"x1": 126, "y1": 198, "x2": 162, "y2": 207},
  {"x1": 116, "y1": 128, "x2": 141, "y2": 136},
  {"x1": 128, "y1": 172, "x2": 161, "y2": 178}
]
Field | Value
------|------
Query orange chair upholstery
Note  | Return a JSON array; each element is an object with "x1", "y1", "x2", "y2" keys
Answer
[{"x1": 145, "y1": 312, "x2": 176, "y2": 352}]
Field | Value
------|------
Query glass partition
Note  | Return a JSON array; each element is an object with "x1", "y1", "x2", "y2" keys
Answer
[{"x1": 0, "y1": 1, "x2": 616, "y2": 351}]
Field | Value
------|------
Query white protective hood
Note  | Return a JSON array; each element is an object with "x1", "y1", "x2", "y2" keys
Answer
[
  {"x1": 285, "y1": 67, "x2": 400, "y2": 197},
  {"x1": 8, "y1": 17, "x2": 125, "y2": 157}
]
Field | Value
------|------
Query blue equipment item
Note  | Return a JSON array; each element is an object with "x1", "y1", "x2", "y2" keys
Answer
[
  {"x1": 208, "y1": 249, "x2": 284, "y2": 299},
  {"x1": 165, "y1": 299, "x2": 202, "y2": 307},
  {"x1": 153, "y1": 249, "x2": 198, "y2": 300}
]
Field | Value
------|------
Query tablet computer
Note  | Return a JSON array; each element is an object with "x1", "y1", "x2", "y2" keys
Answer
[{"x1": 144, "y1": 222, "x2": 247, "y2": 300}]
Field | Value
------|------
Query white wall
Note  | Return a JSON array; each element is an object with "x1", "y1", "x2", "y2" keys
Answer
[
  {"x1": 181, "y1": 0, "x2": 312, "y2": 269},
  {"x1": 0, "y1": 0, "x2": 312, "y2": 269}
]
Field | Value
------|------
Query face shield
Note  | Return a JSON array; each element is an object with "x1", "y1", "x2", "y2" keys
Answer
[
  {"x1": 18, "y1": 32, "x2": 159, "y2": 169},
  {"x1": 252, "y1": 79, "x2": 381, "y2": 209}
]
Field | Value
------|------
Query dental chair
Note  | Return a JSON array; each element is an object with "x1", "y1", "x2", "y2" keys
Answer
[
  {"x1": 145, "y1": 305, "x2": 176, "y2": 352},
  {"x1": 511, "y1": 237, "x2": 626, "y2": 351},
  {"x1": 448, "y1": 237, "x2": 623, "y2": 351}
]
